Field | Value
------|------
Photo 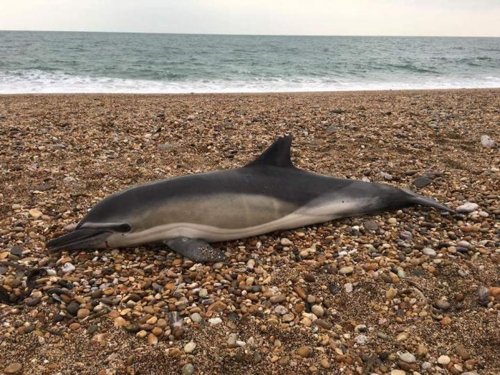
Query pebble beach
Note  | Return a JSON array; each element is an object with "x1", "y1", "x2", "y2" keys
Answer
[{"x1": 0, "y1": 89, "x2": 499, "y2": 374}]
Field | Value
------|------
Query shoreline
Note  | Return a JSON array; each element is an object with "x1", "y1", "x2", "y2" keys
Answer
[
  {"x1": 0, "y1": 89, "x2": 498, "y2": 374},
  {"x1": 1, "y1": 87, "x2": 500, "y2": 97}
]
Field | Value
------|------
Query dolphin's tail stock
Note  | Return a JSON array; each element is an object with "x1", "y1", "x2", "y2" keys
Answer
[{"x1": 403, "y1": 189, "x2": 455, "y2": 213}]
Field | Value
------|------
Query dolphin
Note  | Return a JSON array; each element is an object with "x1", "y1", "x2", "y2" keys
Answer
[{"x1": 47, "y1": 135, "x2": 453, "y2": 262}]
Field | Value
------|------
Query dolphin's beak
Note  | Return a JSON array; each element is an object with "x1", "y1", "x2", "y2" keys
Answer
[{"x1": 46, "y1": 228, "x2": 113, "y2": 252}]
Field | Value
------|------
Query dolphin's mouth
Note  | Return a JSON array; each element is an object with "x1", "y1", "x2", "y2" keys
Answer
[{"x1": 46, "y1": 228, "x2": 114, "y2": 252}]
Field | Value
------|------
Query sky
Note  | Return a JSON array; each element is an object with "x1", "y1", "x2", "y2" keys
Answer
[{"x1": 0, "y1": 0, "x2": 499, "y2": 37}]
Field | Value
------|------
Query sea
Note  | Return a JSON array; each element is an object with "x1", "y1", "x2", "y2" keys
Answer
[{"x1": 0, "y1": 31, "x2": 499, "y2": 93}]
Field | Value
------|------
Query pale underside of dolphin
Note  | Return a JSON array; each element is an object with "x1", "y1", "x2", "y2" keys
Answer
[{"x1": 47, "y1": 135, "x2": 453, "y2": 262}]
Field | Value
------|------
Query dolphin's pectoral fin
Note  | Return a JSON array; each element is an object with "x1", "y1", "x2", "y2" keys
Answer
[{"x1": 165, "y1": 237, "x2": 227, "y2": 263}]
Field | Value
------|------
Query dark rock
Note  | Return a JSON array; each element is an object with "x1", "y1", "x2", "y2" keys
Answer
[
  {"x1": 413, "y1": 176, "x2": 432, "y2": 189},
  {"x1": 363, "y1": 220, "x2": 379, "y2": 232},
  {"x1": 66, "y1": 300, "x2": 80, "y2": 315},
  {"x1": 10, "y1": 246, "x2": 23, "y2": 258}
]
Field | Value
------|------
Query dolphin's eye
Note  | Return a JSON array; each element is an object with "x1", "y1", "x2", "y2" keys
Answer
[{"x1": 116, "y1": 223, "x2": 132, "y2": 232}]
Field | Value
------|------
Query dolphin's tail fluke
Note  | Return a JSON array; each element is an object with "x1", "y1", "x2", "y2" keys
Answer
[{"x1": 403, "y1": 189, "x2": 455, "y2": 213}]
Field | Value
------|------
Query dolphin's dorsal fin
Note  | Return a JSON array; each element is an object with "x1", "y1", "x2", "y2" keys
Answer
[{"x1": 245, "y1": 135, "x2": 294, "y2": 168}]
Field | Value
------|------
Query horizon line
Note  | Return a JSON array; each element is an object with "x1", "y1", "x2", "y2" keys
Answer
[{"x1": 1, "y1": 28, "x2": 499, "y2": 38}]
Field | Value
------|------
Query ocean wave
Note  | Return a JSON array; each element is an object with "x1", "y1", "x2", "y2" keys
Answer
[{"x1": 1, "y1": 69, "x2": 499, "y2": 94}]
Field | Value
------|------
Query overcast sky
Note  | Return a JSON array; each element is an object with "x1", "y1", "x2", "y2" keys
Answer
[{"x1": 1, "y1": 0, "x2": 499, "y2": 37}]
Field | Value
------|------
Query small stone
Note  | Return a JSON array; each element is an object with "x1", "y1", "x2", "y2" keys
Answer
[
  {"x1": 399, "y1": 352, "x2": 416, "y2": 363},
  {"x1": 480, "y1": 135, "x2": 495, "y2": 148},
  {"x1": 435, "y1": 299, "x2": 451, "y2": 311},
  {"x1": 282, "y1": 313, "x2": 295, "y2": 322},
  {"x1": 339, "y1": 266, "x2": 354, "y2": 275},
  {"x1": 344, "y1": 283, "x2": 353, "y2": 293},
  {"x1": 489, "y1": 287, "x2": 500, "y2": 301},
  {"x1": 437, "y1": 355, "x2": 451, "y2": 365},
  {"x1": 311, "y1": 305, "x2": 325, "y2": 317},
  {"x1": 270, "y1": 294, "x2": 286, "y2": 303},
  {"x1": 386, "y1": 287, "x2": 397, "y2": 300},
  {"x1": 388, "y1": 217, "x2": 397, "y2": 225},
  {"x1": 147, "y1": 333, "x2": 158, "y2": 345},
  {"x1": 114, "y1": 317, "x2": 127, "y2": 327},
  {"x1": 67, "y1": 301, "x2": 80, "y2": 315},
  {"x1": 62, "y1": 262, "x2": 76, "y2": 274},
  {"x1": 399, "y1": 231, "x2": 413, "y2": 241},
  {"x1": 227, "y1": 333, "x2": 238, "y2": 347},
  {"x1": 10, "y1": 246, "x2": 23, "y2": 257},
  {"x1": 422, "y1": 247, "x2": 436, "y2": 257},
  {"x1": 29, "y1": 208, "x2": 43, "y2": 219},
  {"x1": 296, "y1": 346, "x2": 313, "y2": 358},
  {"x1": 363, "y1": 220, "x2": 379, "y2": 231},
  {"x1": 455, "y1": 344, "x2": 471, "y2": 360},
  {"x1": 413, "y1": 176, "x2": 432, "y2": 189},
  {"x1": 190, "y1": 313, "x2": 202, "y2": 323},
  {"x1": 477, "y1": 286, "x2": 490, "y2": 306},
  {"x1": 390, "y1": 370, "x2": 406, "y2": 375},
  {"x1": 25, "y1": 297, "x2": 41, "y2": 306},
  {"x1": 77, "y1": 308, "x2": 90, "y2": 319},
  {"x1": 208, "y1": 317, "x2": 222, "y2": 326},
  {"x1": 182, "y1": 363, "x2": 195, "y2": 375},
  {"x1": 198, "y1": 288, "x2": 208, "y2": 298},
  {"x1": 184, "y1": 341, "x2": 196, "y2": 353},
  {"x1": 381, "y1": 172, "x2": 393, "y2": 180},
  {"x1": 69, "y1": 322, "x2": 81, "y2": 330},
  {"x1": 280, "y1": 238, "x2": 293, "y2": 246},
  {"x1": 320, "y1": 357, "x2": 330, "y2": 369},
  {"x1": 456, "y1": 202, "x2": 479, "y2": 213},
  {"x1": 355, "y1": 334, "x2": 368, "y2": 345},
  {"x1": 396, "y1": 332, "x2": 408, "y2": 341},
  {"x1": 417, "y1": 344, "x2": 428, "y2": 357},
  {"x1": 3, "y1": 363, "x2": 23, "y2": 374}
]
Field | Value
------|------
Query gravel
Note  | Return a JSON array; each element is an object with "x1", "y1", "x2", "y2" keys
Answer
[{"x1": 0, "y1": 90, "x2": 498, "y2": 375}]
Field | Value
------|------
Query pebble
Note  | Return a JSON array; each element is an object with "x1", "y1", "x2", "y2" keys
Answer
[
  {"x1": 198, "y1": 288, "x2": 208, "y2": 298},
  {"x1": 344, "y1": 283, "x2": 353, "y2": 293},
  {"x1": 390, "y1": 370, "x2": 406, "y2": 375},
  {"x1": 62, "y1": 262, "x2": 76, "y2": 273},
  {"x1": 363, "y1": 220, "x2": 379, "y2": 231},
  {"x1": 296, "y1": 346, "x2": 313, "y2": 358},
  {"x1": 339, "y1": 266, "x2": 354, "y2": 275},
  {"x1": 77, "y1": 308, "x2": 90, "y2": 319},
  {"x1": 10, "y1": 245, "x2": 23, "y2": 257},
  {"x1": 435, "y1": 299, "x2": 451, "y2": 311},
  {"x1": 148, "y1": 333, "x2": 158, "y2": 345},
  {"x1": 381, "y1": 171, "x2": 393, "y2": 180},
  {"x1": 355, "y1": 334, "x2": 368, "y2": 345},
  {"x1": 227, "y1": 333, "x2": 238, "y2": 347},
  {"x1": 184, "y1": 341, "x2": 196, "y2": 353},
  {"x1": 480, "y1": 134, "x2": 495, "y2": 148},
  {"x1": 311, "y1": 305, "x2": 325, "y2": 317},
  {"x1": 413, "y1": 176, "x2": 432, "y2": 188},
  {"x1": 182, "y1": 363, "x2": 195, "y2": 375},
  {"x1": 28, "y1": 208, "x2": 43, "y2": 219},
  {"x1": 67, "y1": 301, "x2": 80, "y2": 315},
  {"x1": 208, "y1": 317, "x2": 222, "y2": 326},
  {"x1": 280, "y1": 238, "x2": 293, "y2": 246},
  {"x1": 388, "y1": 217, "x2": 398, "y2": 225},
  {"x1": 399, "y1": 352, "x2": 416, "y2": 363},
  {"x1": 437, "y1": 355, "x2": 451, "y2": 365},
  {"x1": 190, "y1": 312, "x2": 202, "y2": 323},
  {"x1": 456, "y1": 202, "x2": 479, "y2": 213},
  {"x1": 3, "y1": 363, "x2": 23, "y2": 374},
  {"x1": 422, "y1": 247, "x2": 436, "y2": 257},
  {"x1": 386, "y1": 287, "x2": 397, "y2": 299}
]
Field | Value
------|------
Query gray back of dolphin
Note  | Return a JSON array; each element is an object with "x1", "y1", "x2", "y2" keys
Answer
[{"x1": 47, "y1": 135, "x2": 453, "y2": 260}]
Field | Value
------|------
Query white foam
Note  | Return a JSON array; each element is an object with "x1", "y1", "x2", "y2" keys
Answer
[{"x1": 1, "y1": 69, "x2": 499, "y2": 94}]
